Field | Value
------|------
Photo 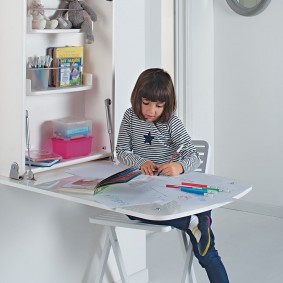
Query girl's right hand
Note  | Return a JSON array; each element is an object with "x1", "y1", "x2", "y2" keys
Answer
[{"x1": 140, "y1": 160, "x2": 157, "y2": 176}]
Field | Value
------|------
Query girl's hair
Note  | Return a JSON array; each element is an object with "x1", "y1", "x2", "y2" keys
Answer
[{"x1": 131, "y1": 68, "x2": 176, "y2": 123}]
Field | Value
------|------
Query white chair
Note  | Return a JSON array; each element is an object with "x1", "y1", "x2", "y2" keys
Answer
[{"x1": 89, "y1": 140, "x2": 209, "y2": 283}]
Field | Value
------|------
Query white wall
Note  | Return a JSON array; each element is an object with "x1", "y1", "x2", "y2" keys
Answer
[
  {"x1": 186, "y1": 0, "x2": 214, "y2": 173},
  {"x1": 214, "y1": 0, "x2": 283, "y2": 209},
  {"x1": 0, "y1": 183, "x2": 146, "y2": 283}
]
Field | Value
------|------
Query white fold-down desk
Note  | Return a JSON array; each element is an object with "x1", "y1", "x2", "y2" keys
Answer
[{"x1": 0, "y1": 160, "x2": 252, "y2": 221}]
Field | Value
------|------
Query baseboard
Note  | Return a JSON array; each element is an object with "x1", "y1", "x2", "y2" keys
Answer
[
  {"x1": 222, "y1": 200, "x2": 283, "y2": 219},
  {"x1": 115, "y1": 268, "x2": 149, "y2": 283}
]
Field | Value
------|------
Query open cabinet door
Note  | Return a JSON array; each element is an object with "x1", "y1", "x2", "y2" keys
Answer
[
  {"x1": 113, "y1": 0, "x2": 147, "y2": 145},
  {"x1": 0, "y1": 1, "x2": 26, "y2": 177}
]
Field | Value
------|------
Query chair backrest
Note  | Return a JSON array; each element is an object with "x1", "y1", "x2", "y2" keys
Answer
[{"x1": 191, "y1": 140, "x2": 209, "y2": 173}]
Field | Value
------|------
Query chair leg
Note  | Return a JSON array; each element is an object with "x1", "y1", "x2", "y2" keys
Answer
[
  {"x1": 178, "y1": 231, "x2": 197, "y2": 283},
  {"x1": 95, "y1": 227, "x2": 130, "y2": 283}
]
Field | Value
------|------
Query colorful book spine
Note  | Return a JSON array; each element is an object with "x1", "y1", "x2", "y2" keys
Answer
[{"x1": 94, "y1": 167, "x2": 142, "y2": 194}]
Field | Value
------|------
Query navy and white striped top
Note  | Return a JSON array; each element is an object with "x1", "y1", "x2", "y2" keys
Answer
[{"x1": 116, "y1": 108, "x2": 200, "y2": 172}]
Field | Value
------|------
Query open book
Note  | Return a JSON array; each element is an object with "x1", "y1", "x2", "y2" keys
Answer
[
  {"x1": 94, "y1": 167, "x2": 142, "y2": 194},
  {"x1": 46, "y1": 167, "x2": 142, "y2": 195}
]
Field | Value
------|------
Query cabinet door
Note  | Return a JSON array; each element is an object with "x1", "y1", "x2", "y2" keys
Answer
[
  {"x1": 0, "y1": 1, "x2": 26, "y2": 177},
  {"x1": 113, "y1": 0, "x2": 167, "y2": 144}
]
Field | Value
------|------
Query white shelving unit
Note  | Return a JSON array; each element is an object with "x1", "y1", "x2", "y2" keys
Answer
[
  {"x1": 0, "y1": 0, "x2": 114, "y2": 177},
  {"x1": 0, "y1": 0, "x2": 150, "y2": 180}
]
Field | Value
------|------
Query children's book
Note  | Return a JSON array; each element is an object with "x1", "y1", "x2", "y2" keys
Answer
[
  {"x1": 58, "y1": 57, "x2": 82, "y2": 87},
  {"x1": 46, "y1": 47, "x2": 55, "y2": 87},
  {"x1": 26, "y1": 159, "x2": 61, "y2": 167},
  {"x1": 25, "y1": 150, "x2": 62, "y2": 168},
  {"x1": 94, "y1": 167, "x2": 142, "y2": 194},
  {"x1": 59, "y1": 178, "x2": 100, "y2": 194},
  {"x1": 25, "y1": 150, "x2": 62, "y2": 162},
  {"x1": 49, "y1": 46, "x2": 83, "y2": 87}
]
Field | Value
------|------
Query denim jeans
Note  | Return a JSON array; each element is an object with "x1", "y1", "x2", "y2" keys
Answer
[{"x1": 128, "y1": 210, "x2": 229, "y2": 283}]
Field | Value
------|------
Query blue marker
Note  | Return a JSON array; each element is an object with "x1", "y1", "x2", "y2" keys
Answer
[{"x1": 180, "y1": 186, "x2": 211, "y2": 196}]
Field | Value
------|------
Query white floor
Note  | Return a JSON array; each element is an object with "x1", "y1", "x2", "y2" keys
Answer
[{"x1": 147, "y1": 207, "x2": 283, "y2": 283}]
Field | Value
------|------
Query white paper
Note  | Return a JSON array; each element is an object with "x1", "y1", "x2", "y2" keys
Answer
[
  {"x1": 66, "y1": 161, "x2": 127, "y2": 179},
  {"x1": 92, "y1": 172, "x2": 252, "y2": 209}
]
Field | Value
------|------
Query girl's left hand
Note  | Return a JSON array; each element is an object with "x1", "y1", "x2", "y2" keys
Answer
[{"x1": 157, "y1": 162, "x2": 184, "y2": 176}]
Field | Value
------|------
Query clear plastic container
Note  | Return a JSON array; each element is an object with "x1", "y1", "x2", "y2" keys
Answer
[
  {"x1": 52, "y1": 118, "x2": 92, "y2": 139},
  {"x1": 52, "y1": 136, "x2": 92, "y2": 159}
]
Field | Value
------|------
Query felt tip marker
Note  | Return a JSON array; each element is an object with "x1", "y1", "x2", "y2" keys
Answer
[
  {"x1": 180, "y1": 187, "x2": 214, "y2": 197},
  {"x1": 166, "y1": 184, "x2": 180, "y2": 189},
  {"x1": 157, "y1": 144, "x2": 184, "y2": 176},
  {"x1": 181, "y1": 182, "x2": 207, "y2": 188},
  {"x1": 168, "y1": 144, "x2": 184, "y2": 163},
  {"x1": 181, "y1": 182, "x2": 230, "y2": 192}
]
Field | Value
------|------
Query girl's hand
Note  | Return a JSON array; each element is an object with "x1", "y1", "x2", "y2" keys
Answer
[
  {"x1": 140, "y1": 160, "x2": 157, "y2": 176},
  {"x1": 157, "y1": 162, "x2": 184, "y2": 176}
]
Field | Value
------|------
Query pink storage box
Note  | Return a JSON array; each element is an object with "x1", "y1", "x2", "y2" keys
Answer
[{"x1": 52, "y1": 136, "x2": 92, "y2": 159}]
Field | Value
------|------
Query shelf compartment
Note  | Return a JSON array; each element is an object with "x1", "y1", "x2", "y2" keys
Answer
[
  {"x1": 28, "y1": 29, "x2": 81, "y2": 34},
  {"x1": 28, "y1": 152, "x2": 111, "y2": 174},
  {"x1": 26, "y1": 73, "x2": 93, "y2": 95},
  {"x1": 26, "y1": 16, "x2": 83, "y2": 34}
]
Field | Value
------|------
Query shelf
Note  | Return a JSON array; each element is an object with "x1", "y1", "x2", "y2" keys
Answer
[
  {"x1": 28, "y1": 29, "x2": 81, "y2": 34},
  {"x1": 26, "y1": 73, "x2": 93, "y2": 96},
  {"x1": 26, "y1": 15, "x2": 82, "y2": 34},
  {"x1": 28, "y1": 152, "x2": 111, "y2": 174},
  {"x1": 27, "y1": 85, "x2": 92, "y2": 96}
]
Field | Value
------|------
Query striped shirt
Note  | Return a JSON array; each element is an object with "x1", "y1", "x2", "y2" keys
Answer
[{"x1": 116, "y1": 108, "x2": 201, "y2": 172}]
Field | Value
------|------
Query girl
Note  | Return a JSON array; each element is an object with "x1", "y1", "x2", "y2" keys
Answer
[{"x1": 116, "y1": 68, "x2": 229, "y2": 283}]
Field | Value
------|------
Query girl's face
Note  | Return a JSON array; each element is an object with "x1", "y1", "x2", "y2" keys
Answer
[{"x1": 141, "y1": 98, "x2": 165, "y2": 122}]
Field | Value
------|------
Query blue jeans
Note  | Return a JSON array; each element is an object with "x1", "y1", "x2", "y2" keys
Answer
[{"x1": 128, "y1": 211, "x2": 229, "y2": 283}]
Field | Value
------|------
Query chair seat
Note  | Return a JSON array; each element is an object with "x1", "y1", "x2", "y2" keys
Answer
[
  {"x1": 89, "y1": 211, "x2": 196, "y2": 283},
  {"x1": 90, "y1": 211, "x2": 174, "y2": 232}
]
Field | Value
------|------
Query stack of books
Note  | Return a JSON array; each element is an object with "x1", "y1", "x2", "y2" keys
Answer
[
  {"x1": 47, "y1": 46, "x2": 83, "y2": 88},
  {"x1": 25, "y1": 150, "x2": 62, "y2": 167}
]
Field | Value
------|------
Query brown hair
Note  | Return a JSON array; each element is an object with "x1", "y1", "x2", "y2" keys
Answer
[{"x1": 131, "y1": 68, "x2": 176, "y2": 123}]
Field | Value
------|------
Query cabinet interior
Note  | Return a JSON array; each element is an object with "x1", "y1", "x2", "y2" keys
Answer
[{"x1": 25, "y1": 0, "x2": 113, "y2": 173}]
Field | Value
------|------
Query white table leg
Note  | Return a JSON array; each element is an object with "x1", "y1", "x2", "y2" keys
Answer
[{"x1": 108, "y1": 227, "x2": 130, "y2": 283}]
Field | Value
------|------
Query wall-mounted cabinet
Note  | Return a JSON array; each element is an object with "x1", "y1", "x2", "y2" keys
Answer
[
  {"x1": 0, "y1": 0, "x2": 115, "y2": 177},
  {"x1": 0, "y1": 0, "x2": 163, "y2": 179}
]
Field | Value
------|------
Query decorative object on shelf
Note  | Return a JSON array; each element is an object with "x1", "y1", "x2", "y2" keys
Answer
[
  {"x1": 226, "y1": 0, "x2": 271, "y2": 16},
  {"x1": 50, "y1": 0, "x2": 97, "y2": 44},
  {"x1": 28, "y1": 0, "x2": 58, "y2": 29}
]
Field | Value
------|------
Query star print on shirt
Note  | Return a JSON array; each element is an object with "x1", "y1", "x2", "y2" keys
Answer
[{"x1": 144, "y1": 132, "x2": 154, "y2": 145}]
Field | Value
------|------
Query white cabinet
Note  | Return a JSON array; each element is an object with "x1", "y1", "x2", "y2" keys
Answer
[
  {"x1": 0, "y1": 0, "x2": 167, "y2": 179},
  {"x1": 0, "y1": 1, "x2": 109, "y2": 177},
  {"x1": 0, "y1": 0, "x2": 114, "y2": 177}
]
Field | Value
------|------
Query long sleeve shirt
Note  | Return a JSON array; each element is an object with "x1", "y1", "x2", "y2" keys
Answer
[{"x1": 116, "y1": 108, "x2": 201, "y2": 173}]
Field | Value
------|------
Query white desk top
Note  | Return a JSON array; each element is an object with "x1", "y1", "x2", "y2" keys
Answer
[{"x1": 0, "y1": 160, "x2": 252, "y2": 220}]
